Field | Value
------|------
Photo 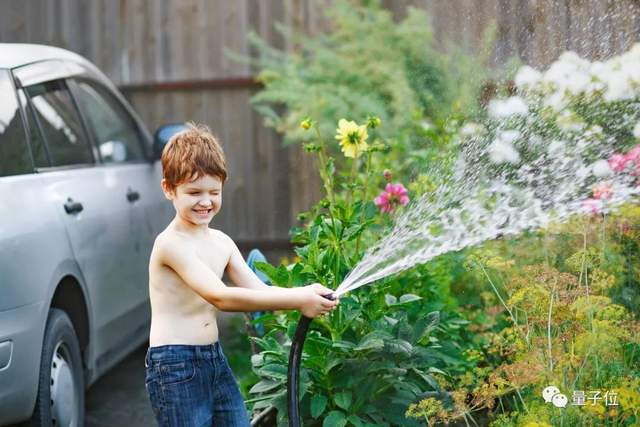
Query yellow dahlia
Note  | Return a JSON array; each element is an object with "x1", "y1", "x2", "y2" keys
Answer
[{"x1": 335, "y1": 119, "x2": 368, "y2": 158}]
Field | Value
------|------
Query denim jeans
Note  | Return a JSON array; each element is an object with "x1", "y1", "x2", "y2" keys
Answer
[{"x1": 145, "y1": 342, "x2": 250, "y2": 426}]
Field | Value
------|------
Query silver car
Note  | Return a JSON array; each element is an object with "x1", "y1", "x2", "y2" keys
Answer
[{"x1": 0, "y1": 43, "x2": 181, "y2": 426}]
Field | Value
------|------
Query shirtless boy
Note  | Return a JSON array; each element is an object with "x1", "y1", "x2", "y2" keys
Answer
[{"x1": 144, "y1": 123, "x2": 339, "y2": 426}]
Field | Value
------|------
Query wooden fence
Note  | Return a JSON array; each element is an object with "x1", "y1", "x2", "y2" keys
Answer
[{"x1": 2, "y1": 0, "x2": 639, "y2": 253}]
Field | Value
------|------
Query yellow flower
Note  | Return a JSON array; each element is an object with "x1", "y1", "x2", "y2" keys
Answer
[
  {"x1": 300, "y1": 118, "x2": 312, "y2": 130},
  {"x1": 335, "y1": 119, "x2": 368, "y2": 158}
]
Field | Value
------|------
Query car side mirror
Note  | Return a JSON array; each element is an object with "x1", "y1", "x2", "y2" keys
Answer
[
  {"x1": 99, "y1": 141, "x2": 127, "y2": 163},
  {"x1": 152, "y1": 123, "x2": 189, "y2": 160}
]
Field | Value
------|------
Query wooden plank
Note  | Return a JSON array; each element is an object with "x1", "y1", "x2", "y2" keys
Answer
[
  {"x1": 0, "y1": 0, "x2": 27, "y2": 42},
  {"x1": 203, "y1": 0, "x2": 224, "y2": 79}
]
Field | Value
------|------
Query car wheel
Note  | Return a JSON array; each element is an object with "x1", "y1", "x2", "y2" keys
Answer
[{"x1": 30, "y1": 308, "x2": 85, "y2": 427}]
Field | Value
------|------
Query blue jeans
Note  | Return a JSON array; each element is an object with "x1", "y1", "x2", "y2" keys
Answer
[{"x1": 144, "y1": 342, "x2": 250, "y2": 426}]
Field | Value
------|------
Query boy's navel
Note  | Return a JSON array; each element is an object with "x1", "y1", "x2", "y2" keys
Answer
[{"x1": 204, "y1": 322, "x2": 210, "y2": 327}]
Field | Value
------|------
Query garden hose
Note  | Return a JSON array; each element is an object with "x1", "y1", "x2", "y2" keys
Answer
[{"x1": 287, "y1": 293, "x2": 336, "y2": 427}]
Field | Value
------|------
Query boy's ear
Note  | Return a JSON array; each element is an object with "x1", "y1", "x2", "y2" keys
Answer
[{"x1": 160, "y1": 179, "x2": 175, "y2": 200}]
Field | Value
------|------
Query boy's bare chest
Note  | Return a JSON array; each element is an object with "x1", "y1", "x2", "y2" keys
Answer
[{"x1": 192, "y1": 236, "x2": 230, "y2": 278}]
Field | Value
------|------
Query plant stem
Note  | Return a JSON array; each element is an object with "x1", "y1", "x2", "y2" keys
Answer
[
  {"x1": 314, "y1": 126, "x2": 335, "y2": 204},
  {"x1": 347, "y1": 155, "x2": 358, "y2": 205},
  {"x1": 355, "y1": 152, "x2": 373, "y2": 255},
  {"x1": 515, "y1": 388, "x2": 529, "y2": 414},
  {"x1": 547, "y1": 289, "x2": 554, "y2": 372},
  {"x1": 477, "y1": 261, "x2": 518, "y2": 328}
]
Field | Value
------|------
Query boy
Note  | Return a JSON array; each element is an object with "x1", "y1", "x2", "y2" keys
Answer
[{"x1": 144, "y1": 123, "x2": 339, "y2": 426}]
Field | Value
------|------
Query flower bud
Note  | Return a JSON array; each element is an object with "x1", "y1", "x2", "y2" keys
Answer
[
  {"x1": 319, "y1": 199, "x2": 331, "y2": 209},
  {"x1": 367, "y1": 116, "x2": 381, "y2": 129},
  {"x1": 303, "y1": 143, "x2": 320, "y2": 153},
  {"x1": 383, "y1": 169, "x2": 392, "y2": 182},
  {"x1": 300, "y1": 118, "x2": 312, "y2": 130}
]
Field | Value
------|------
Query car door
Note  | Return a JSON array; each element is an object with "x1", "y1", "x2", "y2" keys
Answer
[
  {"x1": 68, "y1": 78, "x2": 161, "y2": 342},
  {"x1": 18, "y1": 76, "x2": 139, "y2": 368}
]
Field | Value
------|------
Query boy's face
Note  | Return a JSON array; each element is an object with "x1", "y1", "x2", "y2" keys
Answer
[{"x1": 162, "y1": 174, "x2": 223, "y2": 226}]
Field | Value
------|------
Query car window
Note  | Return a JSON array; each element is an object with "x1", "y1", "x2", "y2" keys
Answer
[
  {"x1": 25, "y1": 80, "x2": 93, "y2": 167},
  {"x1": 0, "y1": 70, "x2": 32, "y2": 177},
  {"x1": 17, "y1": 90, "x2": 50, "y2": 168},
  {"x1": 72, "y1": 80, "x2": 145, "y2": 163}
]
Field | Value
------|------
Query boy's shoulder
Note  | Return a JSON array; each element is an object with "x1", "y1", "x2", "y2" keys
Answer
[
  {"x1": 152, "y1": 226, "x2": 235, "y2": 254},
  {"x1": 208, "y1": 228, "x2": 234, "y2": 245}
]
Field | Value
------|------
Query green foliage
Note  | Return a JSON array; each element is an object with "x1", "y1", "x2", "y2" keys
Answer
[
  {"x1": 243, "y1": 0, "x2": 485, "y2": 182},
  {"x1": 244, "y1": 117, "x2": 477, "y2": 426},
  {"x1": 232, "y1": 17, "x2": 640, "y2": 425}
]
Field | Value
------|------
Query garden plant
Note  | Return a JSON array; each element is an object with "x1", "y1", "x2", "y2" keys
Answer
[{"x1": 239, "y1": 3, "x2": 640, "y2": 427}]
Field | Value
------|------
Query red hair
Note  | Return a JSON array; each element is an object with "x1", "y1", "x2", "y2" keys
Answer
[{"x1": 161, "y1": 122, "x2": 227, "y2": 191}]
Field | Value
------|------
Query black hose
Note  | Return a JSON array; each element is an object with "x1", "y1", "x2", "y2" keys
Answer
[{"x1": 287, "y1": 294, "x2": 335, "y2": 427}]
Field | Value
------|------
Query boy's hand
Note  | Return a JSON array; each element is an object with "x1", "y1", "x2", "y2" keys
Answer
[{"x1": 296, "y1": 283, "x2": 339, "y2": 318}]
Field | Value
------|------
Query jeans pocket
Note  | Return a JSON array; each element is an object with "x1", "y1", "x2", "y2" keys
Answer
[{"x1": 159, "y1": 360, "x2": 196, "y2": 386}]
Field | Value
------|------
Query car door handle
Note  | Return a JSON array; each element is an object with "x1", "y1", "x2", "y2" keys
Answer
[
  {"x1": 127, "y1": 188, "x2": 140, "y2": 203},
  {"x1": 64, "y1": 198, "x2": 84, "y2": 214}
]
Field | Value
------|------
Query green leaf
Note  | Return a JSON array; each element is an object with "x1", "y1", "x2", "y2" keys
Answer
[
  {"x1": 334, "y1": 391, "x2": 352, "y2": 410},
  {"x1": 347, "y1": 415, "x2": 365, "y2": 427},
  {"x1": 384, "y1": 294, "x2": 397, "y2": 306},
  {"x1": 354, "y1": 338, "x2": 384, "y2": 351},
  {"x1": 387, "y1": 293, "x2": 422, "y2": 307},
  {"x1": 290, "y1": 263, "x2": 311, "y2": 285},
  {"x1": 255, "y1": 261, "x2": 289, "y2": 285},
  {"x1": 311, "y1": 394, "x2": 328, "y2": 419},
  {"x1": 398, "y1": 293, "x2": 422, "y2": 304},
  {"x1": 363, "y1": 201, "x2": 378, "y2": 219},
  {"x1": 332, "y1": 340, "x2": 356, "y2": 350},
  {"x1": 249, "y1": 379, "x2": 282, "y2": 394},
  {"x1": 326, "y1": 157, "x2": 335, "y2": 176},
  {"x1": 323, "y1": 410, "x2": 347, "y2": 427},
  {"x1": 385, "y1": 339, "x2": 413, "y2": 355},
  {"x1": 257, "y1": 363, "x2": 288, "y2": 380},
  {"x1": 251, "y1": 354, "x2": 264, "y2": 367},
  {"x1": 383, "y1": 315, "x2": 398, "y2": 326}
]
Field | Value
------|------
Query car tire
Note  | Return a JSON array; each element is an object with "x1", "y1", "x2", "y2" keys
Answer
[{"x1": 30, "y1": 308, "x2": 85, "y2": 427}]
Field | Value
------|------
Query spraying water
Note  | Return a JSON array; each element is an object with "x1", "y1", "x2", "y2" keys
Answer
[{"x1": 334, "y1": 47, "x2": 640, "y2": 298}]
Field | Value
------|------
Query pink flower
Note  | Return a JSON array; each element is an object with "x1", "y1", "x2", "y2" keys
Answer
[
  {"x1": 592, "y1": 182, "x2": 613, "y2": 200},
  {"x1": 608, "y1": 154, "x2": 629, "y2": 172},
  {"x1": 608, "y1": 145, "x2": 640, "y2": 173},
  {"x1": 626, "y1": 145, "x2": 640, "y2": 163},
  {"x1": 374, "y1": 183, "x2": 410, "y2": 213},
  {"x1": 626, "y1": 145, "x2": 640, "y2": 175},
  {"x1": 582, "y1": 198, "x2": 603, "y2": 216},
  {"x1": 618, "y1": 221, "x2": 631, "y2": 235}
]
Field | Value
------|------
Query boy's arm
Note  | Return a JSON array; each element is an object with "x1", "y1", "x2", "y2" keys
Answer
[
  {"x1": 222, "y1": 233, "x2": 279, "y2": 292},
  {"x1": 159, "y1": 237, "x2": 337, "y2": 314}
]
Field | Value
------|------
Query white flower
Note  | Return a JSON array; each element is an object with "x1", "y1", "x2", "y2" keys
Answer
[
  {"x1": 556, "y1": 110, "x2": 585, "y2": 132},
  {"x1": 633, "y1": 122, "x2": 640, "y2": 139},
  {"x1": 500, "y1": 130, "x2": 521, "y2": 144},
  {"x1": 589, "y1": 125, "x2": 604, "y2": 135},
  {"x1": 460, "y1": 122, "x2": 486, "y2": 138},
  {"x1": 515, "y1": 65, "x2": 542, "y2": 90},
  {"x1": 547, "y1": 139, "x2": 565, "y2": 156},
  {"x1": 528, "y1": 134, "x2": 543, "y2": 146},
  {"x1": 603, "y1": 71, "x2": 634, "y2": 102},
  {"x1": 592, "y1": 159, "x2": 612, "y2": 177},
  {"x1": 488, "y1": 96, "x2": 529, "y2": 119},
  {"x1": 565, "y1": 71, "x2": 591, "y2": 95},
  {"x1": 544, "y1": 91, "x2": 567, "y2": 111},
  {"x1": 488, "y1": 130, "x2": 521, "y2": 164}
]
